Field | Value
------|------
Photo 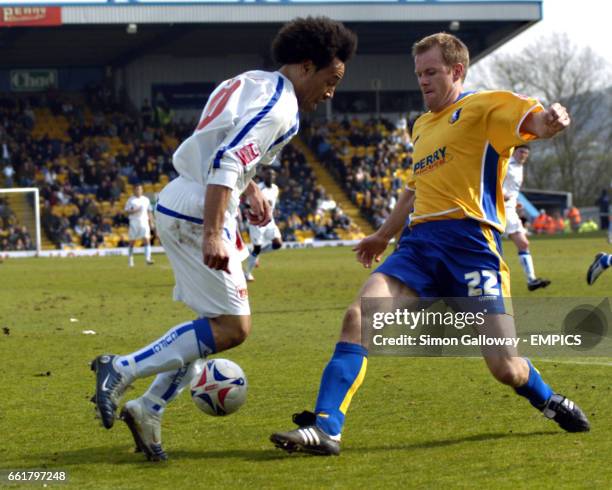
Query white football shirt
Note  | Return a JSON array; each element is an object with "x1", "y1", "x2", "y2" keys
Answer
[
  {"x1": 502, "y1": 156, "x2": 524, "y2": 208},
  {"x1": 170, "y1": 70, "x2": 299, "y2": 222},
  {"x1": 258, "y1": 182, "x2": 280, "y2": 211},
  {"x1": 125, "y1": 195, "x2": 151, "y2": 226}
]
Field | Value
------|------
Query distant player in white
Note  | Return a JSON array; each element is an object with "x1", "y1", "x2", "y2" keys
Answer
[
  {"x1": 90, "y1": 17, "x2": 357, "y2": 462},
  {"x1": 245, "y1": 169, "x2": 282, "y2": 281},
  {"x1": 124, "y1": 184, "x2": 154, "y2": 267},
  {"x1": 503, "y1": 144, "x2": 550, "y2": 291}
]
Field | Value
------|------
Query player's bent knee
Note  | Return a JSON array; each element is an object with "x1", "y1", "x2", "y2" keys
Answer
[
  {"x1": 228, "y1": 318, "x2": 251, "y2": 347},
  {"x1": 340, "y1": 302, "x2": 362, "y2": 343},
  {"x1": 272, "y1": 240, "x2": 282, "y2": 250},
  {"x1": 211, "y1": 315, "x2": 252, "y2": 350},
  {"x1": 488, "y1": 358, "x2": 526, "y2": 387}
]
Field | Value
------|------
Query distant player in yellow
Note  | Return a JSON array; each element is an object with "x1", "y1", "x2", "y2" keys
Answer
[{"x1": 271, "y1": 32, "x2": 590, "y2": 456}]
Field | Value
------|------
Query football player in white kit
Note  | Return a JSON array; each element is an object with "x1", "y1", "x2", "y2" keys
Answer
[
  {"x1": 90, "y1": 16, "x2": 357, "y2": 462},
  {"x1": 503, "y1": 145, "x2": 550, "y2": 291},
  {"x1": 245, "y1": 169, "x2": 282, "y2": 281},
  {"x1": 124, "y1": 184, "x2": 154, "y2": 266}
]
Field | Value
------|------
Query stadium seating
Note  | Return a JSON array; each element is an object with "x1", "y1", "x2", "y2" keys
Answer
[
  {"x1": 1, "y1": 93, "x2": 363, "y2": 249},
  {"x1": 305, "y1": 117, "x2": 414, "y2": 229}
]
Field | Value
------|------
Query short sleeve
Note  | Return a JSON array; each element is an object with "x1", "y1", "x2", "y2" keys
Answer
[
  {"x1": 208, "y1": 76, "x2": 291, "y2": 189},
  {"x1": 486, "y1": 91, "x2": 543, "y2": 153}
]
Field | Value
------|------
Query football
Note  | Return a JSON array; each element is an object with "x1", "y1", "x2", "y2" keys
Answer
[{"x1": 190, "y1": 359, "x2": 248, "y2": 416}]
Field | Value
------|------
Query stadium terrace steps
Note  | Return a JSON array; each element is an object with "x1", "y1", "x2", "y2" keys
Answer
[{"x1": 293, "y1": 138, "x2": 375, "y2": 236}]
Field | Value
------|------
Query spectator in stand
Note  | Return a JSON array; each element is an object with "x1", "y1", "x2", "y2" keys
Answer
[
  {"x1": 552, "y1": 211, "x2": 565, "y2": 234},
  {"x1": 566, "y1": 205, "x2": 581, "y2": 232},
  {"x1": 0, "y1": 198, "x2": 14, "y2": 227},
  {"x1": 532, "y1": 209, "x2": 550, "y2": 235},
  {"x1": 141, "y1": 98, "x2": 153, "y2": 127}
]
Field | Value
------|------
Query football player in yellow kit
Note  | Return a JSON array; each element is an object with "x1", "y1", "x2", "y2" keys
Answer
[{"x1": 271, "y1": 32, "x2": 590, "y2": 456}]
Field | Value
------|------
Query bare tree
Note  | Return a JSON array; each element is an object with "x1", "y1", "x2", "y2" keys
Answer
[{"x1": 470, "y1": 33, "x2": 612, "y2": 205}]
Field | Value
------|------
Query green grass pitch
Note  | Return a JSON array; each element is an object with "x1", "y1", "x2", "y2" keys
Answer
[{"x1": 0, "y1": 235, "x2": 610, "y2": 489}]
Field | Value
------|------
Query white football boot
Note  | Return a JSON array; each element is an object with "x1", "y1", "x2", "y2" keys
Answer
[{"x1": 120, "y1": 398, "x2": 167, "y2": 462}]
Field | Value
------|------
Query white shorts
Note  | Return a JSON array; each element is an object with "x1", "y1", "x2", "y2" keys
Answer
[
  {"x1": 505, "y1": 206, "x2": 526, "y2": 235},
  {"x1": 128, "y1": 222, "x2": 150, "y2": 241},
  {"x1": 156, "y1": 177, "x2": 250, "y2": 318},
  {"x1": 249, "y1": 220, "x2": 281, "y2": 247}
]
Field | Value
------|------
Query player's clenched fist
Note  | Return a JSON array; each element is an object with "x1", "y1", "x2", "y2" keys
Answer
[
  {"x1": 203, "y1": 236, "x2": 230, "y2": 273},
  {"x1": 544, "y1": 102, "x2": 570, "y2": 136}
]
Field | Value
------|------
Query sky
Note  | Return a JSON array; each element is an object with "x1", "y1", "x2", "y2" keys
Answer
[{"x1": 489, "y1": 0, "x2": 612, "y2": 66}]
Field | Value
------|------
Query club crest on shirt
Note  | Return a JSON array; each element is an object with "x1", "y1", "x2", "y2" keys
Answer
[
  {"x1": 236, "y1": 287, "x2": 248, "y2": 300},
  {"x1": 448, "y1": 108, "x2": 462, "y2": 124}
]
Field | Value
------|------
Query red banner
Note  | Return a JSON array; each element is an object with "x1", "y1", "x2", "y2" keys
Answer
[{"x1": 0, "y1": 6, "x2": 61, "y2": 27}]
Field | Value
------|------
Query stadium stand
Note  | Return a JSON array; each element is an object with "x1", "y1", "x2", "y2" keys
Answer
[
  {"x1": 1, "y1": 91, "x2": 363, "y2": 249},
  {"x1": 0, "y1": 197, "x2": 35, "y2": 251},
  {"x1": 305, "y1": 116, "x2": 414, "y2": 229}
]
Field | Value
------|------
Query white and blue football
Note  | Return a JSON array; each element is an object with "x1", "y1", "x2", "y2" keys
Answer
[{"x1": 190, "y1": 359, "x2": 248, "y2": 416}]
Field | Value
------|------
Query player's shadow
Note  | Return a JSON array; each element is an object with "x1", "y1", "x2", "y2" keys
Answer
[
  {"x1": 23, "y1": 445, "x2": 286, "y2": 467},
  {"x1": 344, "y1": 430, "x2": 558, "y2": 453},
  {"x1": 22, "y1": 431, "x2": 558, "y2": 466}
]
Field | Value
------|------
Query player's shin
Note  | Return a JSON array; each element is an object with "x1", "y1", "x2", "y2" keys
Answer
[
  {"x1": 514, "y1": 358, "x2": 553, "y2": 409},
  {"x1": 140, "y1": 360, "x2": 203, "y2": 416},
  {"x1": 115, "y1": 318, "x2": 217, "y2": 379},
  {"x1": 145, "y1": 243, "x2": 152, "y2": 262},
  {"x1": 314, "y1": 342, "x2": 368, "y2": 438},
  {"x1": 245, "y1": 254, "x2": 257, "y2": 275},
  {"x1": 518, "y1": 250, "x2": 536, "y2": 282}
]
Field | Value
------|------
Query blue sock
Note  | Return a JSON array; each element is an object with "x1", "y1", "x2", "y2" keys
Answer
[
  {"x1": 192, "y1": 317, "x2": 217, "y2": 356},
  {"x1": 314, "y1": 342, "x2": 368, "y2": 437},
  {"x1": 514, "y1": 358, "x2": 553, "y2": 409}
]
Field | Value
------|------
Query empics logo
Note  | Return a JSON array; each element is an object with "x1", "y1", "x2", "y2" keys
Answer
[{"x1": 413, "y1": 146, "x2": 448, "y2": 175}]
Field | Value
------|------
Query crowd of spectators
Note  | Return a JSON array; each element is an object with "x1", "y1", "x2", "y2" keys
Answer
[
  {"x1": 1, "y1": 89, "x2": 362, "y2": 249},
  {"x1": 306, "y1": 116, "x2": 414, "y2": 230},
  {"x1": 240, "y1": 143, "x2": 361, "y2": 242},
  {"x1": 0, "y1": 197, "x2": 35, "y2": 251},
  {"x1": 306, "y1": 116, "x2": 611, "y2": 239},
  {"x1": 529, "y1": 206, "x2": 601, "y2": 235},
  {"x1": 0, "y1": 89, "x2": 190, "y2": 249}
]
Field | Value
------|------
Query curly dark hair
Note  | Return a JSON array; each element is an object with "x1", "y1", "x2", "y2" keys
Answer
[{"x1": 272, "y1": 16, "x2": 358, "y2": 70}]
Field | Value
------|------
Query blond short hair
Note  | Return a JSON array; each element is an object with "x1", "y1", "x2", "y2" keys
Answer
[{"x1": 412, "y1": 33, "x2": 470, "y2": 81}]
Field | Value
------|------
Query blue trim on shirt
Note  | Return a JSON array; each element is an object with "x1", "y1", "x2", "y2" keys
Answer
[
  {"x1": 455, "y1": 91, "x2": 476, "y2": 103},
  {"x1": 268, "y1": 113, "x2": 300, "y2": 150},
  {"x1": 213, "y1": 75, "x2": 284, "y2": 168},
  {"x1": 156, "y1": 203, "x2": 203, "y2": 224},
  {"x1": 482, "y1": 144, "x2": 500, "y2": 225}
]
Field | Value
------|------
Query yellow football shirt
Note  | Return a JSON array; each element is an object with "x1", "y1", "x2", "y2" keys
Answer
[{"x1": 408, "y1": 91, "x2": 543, "y2": 232}]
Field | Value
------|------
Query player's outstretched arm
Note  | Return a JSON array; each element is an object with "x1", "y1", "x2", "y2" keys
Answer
[
  {"x1": 203, "y1": 184, "x2": 232, "y2": 272},
  {"x1": 243, "y1": 180, "x2": 272, "y2": 226},
  {"x1": 521, "y1": 102, "x2": 571, "y2": 139},
  {"x1": 353, "y1": 189, "x2": 415, "y2": 268}
]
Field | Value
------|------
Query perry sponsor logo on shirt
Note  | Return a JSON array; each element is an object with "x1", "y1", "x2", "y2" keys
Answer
[
  {"x1": 413, "y1": 146, "x2": 449, "y2": 175},
  {"x1": 234, "y1": 142, "x2": 260, "y2": 166}
]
